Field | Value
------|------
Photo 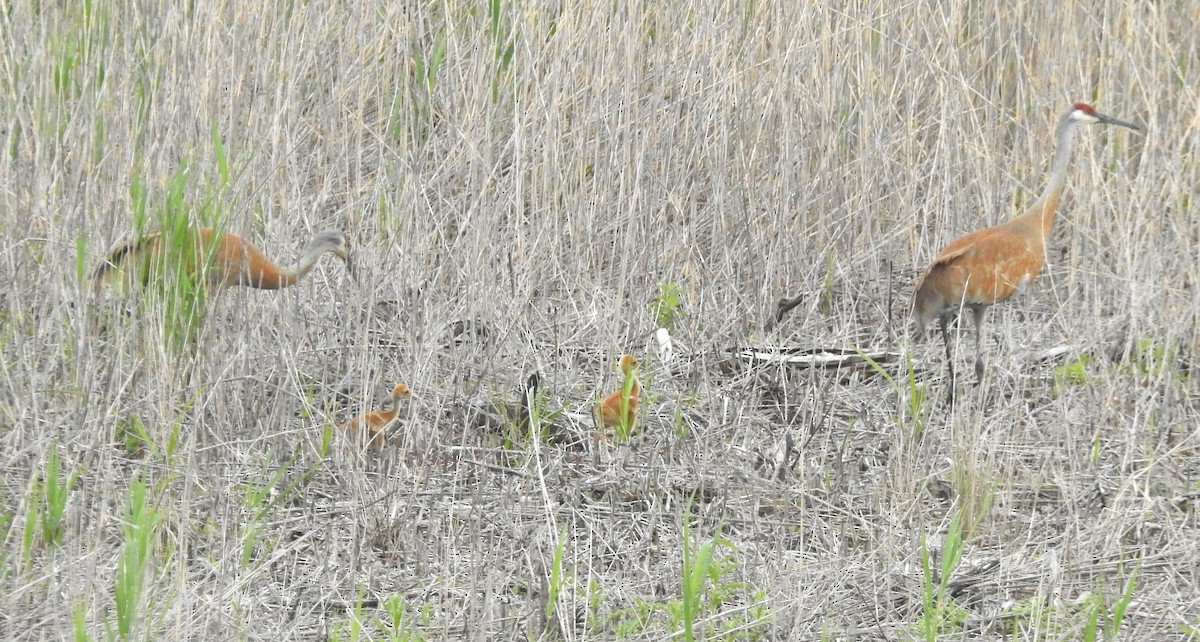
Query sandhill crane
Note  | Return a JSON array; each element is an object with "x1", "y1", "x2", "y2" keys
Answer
[
  {"x1": 92, "y1": 227, "x2": 353, "y2": 291},
  {"x1": 913, "y1": 102, "x2": 1139, "y2": 396},
  {"x1": 339, "y1": 383, "x2": 412, "y2": 449},
  {"x1": 595, "y1": 354, "x2": 642, "y2": 431}
]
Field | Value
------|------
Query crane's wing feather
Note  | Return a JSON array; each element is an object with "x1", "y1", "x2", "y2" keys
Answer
[
  {"x1": 929, "y1": 237, "x2": 975, "y2": 267},
  {"x1": 925, "y1": 227, "x2": 1041, "y2": 305}
]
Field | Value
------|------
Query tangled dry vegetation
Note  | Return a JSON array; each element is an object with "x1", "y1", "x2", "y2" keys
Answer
[{"x1": 1, "y1": 1, "x2": 1198, "y2": 640}]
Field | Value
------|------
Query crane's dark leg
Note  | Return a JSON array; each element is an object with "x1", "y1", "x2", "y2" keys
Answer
[
  {"x1": 939, "y1": 313, "x2": 955, "y2": 405},
  {"x1": 971, "y1": 305, "x2": 987, "y2": 384}
]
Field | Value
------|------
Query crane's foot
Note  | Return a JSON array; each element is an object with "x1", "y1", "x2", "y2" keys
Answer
[
  {"x1": 974, "y1": 357, "x2": 984, "y2": 386},
  {"x1": 943, "y1": 368, "x2": 957, "y2": 408}
]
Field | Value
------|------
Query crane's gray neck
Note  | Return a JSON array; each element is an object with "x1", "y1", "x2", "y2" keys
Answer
[
  {"x1": 269, "y1": 241, "x2": 329, "y2": 287},
  {"x1": 292, "y1": 246, "x2": 322, "y2": 278},
  {"x1": 1039, "y1": 111, "x2": 1079, "y2": 202}
]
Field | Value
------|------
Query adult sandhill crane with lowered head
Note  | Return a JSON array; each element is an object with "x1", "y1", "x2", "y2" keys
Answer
[
  {"x1": 913, "y1": 102, "x2": 1139, "y2": 395},
  {"x1": 92, "y1": 227, "x2": 353, "y2": 292}
]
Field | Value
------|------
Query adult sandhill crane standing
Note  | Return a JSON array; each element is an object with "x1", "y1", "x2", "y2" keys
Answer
[
  {"x1": 913, "y1": 103, "x2": 1139, "y2": 395},
  {"x1": 92, "y1": 227, "x2": 353, "y2": 291},
  {"x1": 339, "y1": 383, "x2": 413, "y2": 449}
]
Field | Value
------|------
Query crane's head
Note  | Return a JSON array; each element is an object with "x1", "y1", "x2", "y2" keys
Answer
[
  {"x1": 617, "y1": 354, "x2": 640, "y2": 375},
  {"x1": 1068, "y1": 103, "x2": 1140, "y2": 131},
  {"x1": 310, "y1": 230, "x2": 355, "y2": 279},
  {"x1": 391, "y1": 383, "x2": 412, "y2": 401}
]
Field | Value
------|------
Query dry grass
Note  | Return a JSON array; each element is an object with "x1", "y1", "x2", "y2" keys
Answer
[{"x1": 1, "y1": 0, "x2": 1198, "y2": 639}]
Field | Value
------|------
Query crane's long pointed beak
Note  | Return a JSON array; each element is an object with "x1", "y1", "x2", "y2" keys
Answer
[
  {"x1": 345, "y1": 255, "x2": 356, "y2": 281},
  {"x1": 1098, "y1": 112, "x2": 1141, "y2": 131}
]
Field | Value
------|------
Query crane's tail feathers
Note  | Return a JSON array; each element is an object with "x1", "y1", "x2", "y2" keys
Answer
[
  {"x1": 91, "y1": 234, "x2": 162, "y2": 286},
  {"x1": 910, "y1": 275, "x2": 942, "y2": 339},
  {"x1": 91, "y1": 240, "x2": 135, "y2": 282}
]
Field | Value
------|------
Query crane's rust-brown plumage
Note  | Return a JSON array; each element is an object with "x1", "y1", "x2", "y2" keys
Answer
[
  {"x1": 594, "y1": 354, "x2": 641, "y2": 431},
  {"x1": 339, "y1": 383, "x2": 412, "y2": 449},
  {"x1": 92, "y1": 227, "x2": 353, "y2": 291},
  {"x1": 913, "y1": 103, "x2": 1139, "y2": 398}
]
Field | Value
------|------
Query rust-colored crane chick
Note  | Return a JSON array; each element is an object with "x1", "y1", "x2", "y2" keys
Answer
[
  {"x1": 339, "y1": 383, "x2": 412, "y2": 449},
  {"x1": 594, "y1": 354, "x2": 642, "y2": 431},
  {"x1": 92, "y1": 227, "x2": 353, "y2": 291},
  {"x1": 913, "y1": 103, "x2": 1139, "y2": 395}
]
